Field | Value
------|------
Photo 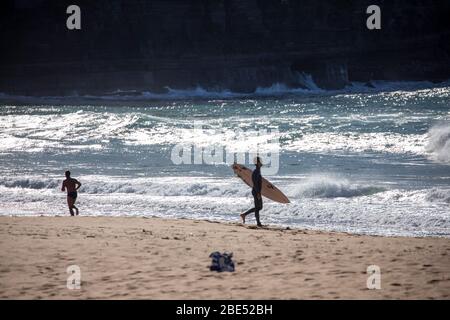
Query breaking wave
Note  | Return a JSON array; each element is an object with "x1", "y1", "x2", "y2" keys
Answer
[
  {"x1": 288, "y1": 176, "x2": 386, "y2": 198},
  {"x1": 426, "y1": 123, "x2": 450, "y2": 163},
  {"x1": 425, "y1": 188, "x2": 450, "y2": 204},
  {"x1": 2, "y1": 176, "x2": 448, "y2": 205},
  {"x1": 372, "y1": 188, "x2": 450, "y2": 204},
  {"x1": 0, "y1": 176, "x2": 248, "y2": 197},
  {"x1": 0, "y1": 175, "x2": 387, "y2": 199},
  {"x1": 0, "y1": 178, "x2": 60, "y2": 190}
]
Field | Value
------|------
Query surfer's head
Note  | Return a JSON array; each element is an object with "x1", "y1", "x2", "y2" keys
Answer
[
  {"x1": 65, "y1": 170, "x2": 71, "y2": 178},
  {"x1": 254, "y1": 156, "x2": 263, "y2": 168}
]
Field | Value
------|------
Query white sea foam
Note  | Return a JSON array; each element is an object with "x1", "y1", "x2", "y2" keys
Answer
[
  {"x1": 425, "y1": 188, "x2": 450, "y2": 204},
  {"x1": 373, "y1": 188, "x2": 450, "y2": 204},
  {"x1": 283, "y1": 132, "x2": 428, "y2": 155},
  {"x1": 0, "y1": 176, "x2": 249, "y2": 197},
  {"x1": 254, "y1": 83, "x2": 314, "y2": 96},
  {"x1": 0, "y1": 108, "x2": 439, "y2": 158},
  {"x1": 1, "y1": 175, "x2": 448, "y2": 207},
  {"x1": 426, "y1": 123, "x2": 450, "y2": 163}
]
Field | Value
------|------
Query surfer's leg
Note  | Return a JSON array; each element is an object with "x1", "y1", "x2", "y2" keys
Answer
[
  {"x1": 255, "y1": 210, "x2": 262, "y2": 227},
  {"x1": 243, "y1": 208, "x2": 255, "y2": 215},
  {"x1": 241, "y1": 207, "x2": 255, "y2": 224},
  {"x1": 255, "y1": 197, "x2": 263, "y2": 227}
]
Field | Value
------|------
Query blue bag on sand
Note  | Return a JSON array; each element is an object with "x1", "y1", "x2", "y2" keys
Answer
[{"x1": 209, "y1": 252, "x2": 235, "y2": 272}]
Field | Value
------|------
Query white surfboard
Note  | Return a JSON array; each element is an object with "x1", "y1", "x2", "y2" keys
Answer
[{"x1": 232, "y1": 163, "x2": 290, "y2": 204}]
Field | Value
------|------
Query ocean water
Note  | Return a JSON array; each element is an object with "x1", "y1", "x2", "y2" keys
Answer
[{"x1": 0, "y1": 81, "x2": 449, "y2": 237}]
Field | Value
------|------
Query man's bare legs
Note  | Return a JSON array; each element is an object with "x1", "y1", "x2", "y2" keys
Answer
[
  {"x1": 67, "y1": 197, "x2": 78, "y2": 216},
  {"x1": 62, "y1": 171, "x2": 81, "y2": 216}
]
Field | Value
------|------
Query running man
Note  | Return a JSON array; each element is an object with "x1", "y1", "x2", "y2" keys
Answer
[
  {"x1": 240, "y1": 157, "x2": 263, "y2": 227},
  {"x1": 61, "y1": 171, "x2": 82, "y2": 216}
]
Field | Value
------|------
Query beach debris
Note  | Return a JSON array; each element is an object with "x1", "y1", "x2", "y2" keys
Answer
[{"x1": 209, "y1": 252, "x2": 235, "y2": 272}]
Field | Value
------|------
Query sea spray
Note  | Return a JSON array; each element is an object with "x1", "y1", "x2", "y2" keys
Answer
[{"x1": 426, "y1": 123, "x2": 450, "y2": 163}]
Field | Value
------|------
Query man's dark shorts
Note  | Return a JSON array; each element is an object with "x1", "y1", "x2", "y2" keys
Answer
[{"x1": 68, "y1": 191, "x2": 78, "y2": 200}]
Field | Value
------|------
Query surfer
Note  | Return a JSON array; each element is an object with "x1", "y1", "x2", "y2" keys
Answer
[
  {"x1": 240, "y1": 157, "x2": 263, "y2": 227},
  {"x1": 61, "y1": 171, "x2": 82, "y2": 216}
]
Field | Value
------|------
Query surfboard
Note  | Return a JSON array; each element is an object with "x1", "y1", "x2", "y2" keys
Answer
[{"x1": 231, "y1": 163, "x2": 290, "y2": 204}]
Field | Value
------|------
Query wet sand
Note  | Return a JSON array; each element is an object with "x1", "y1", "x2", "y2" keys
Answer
[{"x1": 0, "y1": 216, "x2": 449, "y2": 299}]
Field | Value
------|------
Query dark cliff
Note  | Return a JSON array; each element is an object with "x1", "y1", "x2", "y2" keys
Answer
[{"x1": 1, "y1": 0, "x2": 450, "y2": 95}]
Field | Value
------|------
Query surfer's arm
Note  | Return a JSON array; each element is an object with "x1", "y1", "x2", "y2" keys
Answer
[
  {"x1": 61, "y1": 181, "x2": 66, "y2": 192},
  {"x1": 75, "y1": 180, "x2": 82, "y2": 190}
]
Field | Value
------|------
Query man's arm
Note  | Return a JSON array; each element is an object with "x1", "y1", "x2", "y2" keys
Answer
[
  {"x1": 61, "y1": 181, "x2": 66, "y2": 192},
  {"x1": 75, "y1": 180, "x2": 82, "y2": 190}
]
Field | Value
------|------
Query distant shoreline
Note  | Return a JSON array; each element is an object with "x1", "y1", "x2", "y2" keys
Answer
[{"x1": 1, "y1": 79, "x2": 450, "y2": 104}]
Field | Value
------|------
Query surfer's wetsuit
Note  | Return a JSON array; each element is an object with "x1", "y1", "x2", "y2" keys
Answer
[{"x1": 243, "y1": 167, "x2": 263, "y2": 226}]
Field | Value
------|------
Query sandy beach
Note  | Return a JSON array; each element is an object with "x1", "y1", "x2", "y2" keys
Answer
[{"x1": 0, "y1": 216, "x2": 449, "y2": 299}]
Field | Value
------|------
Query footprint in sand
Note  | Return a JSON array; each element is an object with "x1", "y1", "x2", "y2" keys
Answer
[{"x1": 427, "y1": 279, "x2": 441, "y2": 284}]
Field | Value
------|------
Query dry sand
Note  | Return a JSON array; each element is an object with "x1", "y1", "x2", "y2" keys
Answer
[{"x1": 0, "y1": 216, "x2": 449, "y2": 299}]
